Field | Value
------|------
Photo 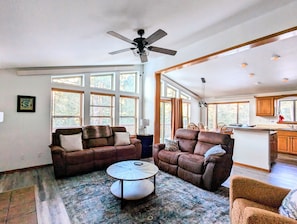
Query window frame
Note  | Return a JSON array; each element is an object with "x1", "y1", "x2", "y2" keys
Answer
[
  {"x1": 90, "y1": 92, "x2": 115, "y2": 126},
  {"x1": 51, "y1": 88, "x2": 84, "y2": 131},
  {"x1": 207, "y1": 101, "x2": 249, "y2": 129},
  {"x1": 119, "y1": 95, "x2": 139, "y2": 135}
]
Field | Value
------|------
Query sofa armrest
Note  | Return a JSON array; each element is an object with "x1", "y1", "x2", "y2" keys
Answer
[
  {"x1": 230, "y1": 175, "x2": 290, "y2": 209},
  {"x1": 130, "y1": 138, "x2": 141, "y2": 145},
  {"x1": 153, "y1": 143, "x2": 165, "y2": 165},
  {"x1": 242, "y1": 207, "x2": 297, "y2": 224},
  {"x1": 204, "y1": 155, "x2": 225, "y2": 164},
  {"x1": 130, "y1": 138, "x2": 142, "y2": 159},
  {"x1": 50, "y1": 145, "x2": 66, "y2": 155}
]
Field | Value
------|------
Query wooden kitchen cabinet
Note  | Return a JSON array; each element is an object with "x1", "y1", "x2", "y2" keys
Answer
[
  {"x1": 255, "y1": 96, "x2": 275, "y2": 116},
  {"x1": 277, "y1": 131, "x2": 297, "y2": 154}
]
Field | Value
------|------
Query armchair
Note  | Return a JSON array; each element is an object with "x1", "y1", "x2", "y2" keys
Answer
[{"x1": 230, "y1": 175, "x2": 297, "y2": 224}]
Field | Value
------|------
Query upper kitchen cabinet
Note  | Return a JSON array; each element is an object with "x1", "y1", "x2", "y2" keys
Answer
[{"x1": 255, "y1": 96, "x2": 275, "y2": 116}]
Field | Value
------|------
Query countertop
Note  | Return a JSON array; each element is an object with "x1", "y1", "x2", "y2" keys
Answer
[{"x1": 228, "y1": 126, "x2": 297, "y2": 132}]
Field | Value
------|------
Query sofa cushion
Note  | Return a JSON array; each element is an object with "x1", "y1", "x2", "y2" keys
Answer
[
  {"x1": 114, "y1": 132, "x2": 130, "y2": 146},
  {"x1": 60, "y1": 133, "x2": 83, "y2": 151},
  {"x1": 83, "y1": 125, "x2": 112, "y2": 139},
  {"x1": 178, "y1": 154, "x2": 204, "y2": 174},
  {"x1": 116, "y1": 145, "x2": 137, "y2": 160},
  {"x1": 279, "y1": 189, "x2": 297, "y2": 220},
  {"x1": 175, "y1": 128, "x2": 198, "y2": 153},
  {"x1": 92, "y1": 146, "x2": 116, "y2": 160},
  {"x1": 87, "y1": 138, "x2": 108, "y2": 148},
  {"x1": 158, "y1": 150, "x2": 188, "y2": 165},
  {"x1": 164, "y1": 139, "x2": 180, "y2": 151},
  {"x1": 232, "y1": 198, "x2": 279, "y2": 224},
  {"x1": 194, "y1": 132, "x2": 231, "y2": 155},
  {"x1": 65, "y1": 149, "x2": 94, "y2": 165},
  {"x1": 204, "y1": 145, "x2": 226, "y2": 158}
]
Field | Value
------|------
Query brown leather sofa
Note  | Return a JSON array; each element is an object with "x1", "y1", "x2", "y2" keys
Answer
[
  {"x1": 153, "y1": 128, "x2": 234, "y2": 191},
  {"x1": 50, "y1": 125, "x2": 142, "y2": 178}
]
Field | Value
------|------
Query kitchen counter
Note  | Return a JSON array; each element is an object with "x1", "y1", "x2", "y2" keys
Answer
[
  {"x1": 232, "y1": 128, "x2": 277, "y2": 171},
  {"x1": 229, "y1": 126, "x2": 297, "y2": 132}
]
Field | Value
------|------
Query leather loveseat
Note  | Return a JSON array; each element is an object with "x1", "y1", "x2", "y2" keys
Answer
[
  {"x1": 50, "y1": 125, "x2": 142, "y2": 178},
  {"x1": 153, "y1": 128, "x2": 234, "y2": 191}
]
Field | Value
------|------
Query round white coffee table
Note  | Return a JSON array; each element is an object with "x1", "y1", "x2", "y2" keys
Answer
[{"x1": 106, "y1": 160, "x2": 159, "y2": 206}]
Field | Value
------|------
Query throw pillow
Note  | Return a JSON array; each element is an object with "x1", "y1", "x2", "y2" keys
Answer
[
  {"x1": 279, "y1": 189, "x2": 297, "y2": 220},
  {"x1": 114, "y1": 132, "x2": 130, "y2": 146},
  {"x1": 204, "y1": 145, "x2": 226, "y2": 158},
  {"x1": 164, "y1": 139, "x2": 180, "y2": 151},
  {"x1": 60, "y1": 133, "x2": 83, "y2": 152}
]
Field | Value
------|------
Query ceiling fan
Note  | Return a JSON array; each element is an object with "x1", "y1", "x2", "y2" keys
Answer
[{"x1": 107, "y1": 29, "x2": 177, "y2": 63}]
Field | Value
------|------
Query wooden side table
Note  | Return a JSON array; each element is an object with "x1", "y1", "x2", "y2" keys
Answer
[{"x1": 137, "y1": 134, "x2": 154, "y2": 158}]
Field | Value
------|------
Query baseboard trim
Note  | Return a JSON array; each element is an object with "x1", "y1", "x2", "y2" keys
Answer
[
  {"x1": 234, "y1": 162, "x2": 270, "y2": 172},
  {"x1": 0, "y1": 164, "x2": 52, "y2": 175}
]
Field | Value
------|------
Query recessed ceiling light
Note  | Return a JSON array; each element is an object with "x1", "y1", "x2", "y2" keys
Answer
[
  {"x1": 282, "y1": 78, "x2": 289, "y2": 82},
  {"x1": 249, "y1": 73, "x2": 255, "y2": 77},
  {"x1": 271, "y1": 54, "x2": 280, "y2": 61},
  {"x1": 241, "y1": 63, "x2": 248, "y2": 68},
  {"x1": 255, "y1": 81, "x2": 261, "y2": 85}
]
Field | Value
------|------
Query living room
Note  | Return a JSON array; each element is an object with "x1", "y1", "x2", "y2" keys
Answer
[{"x1": 1, "y1": 1, "x2": 297, "y2": 223}]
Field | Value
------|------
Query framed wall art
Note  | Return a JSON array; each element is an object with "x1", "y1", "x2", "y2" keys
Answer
[{"x1": 17, "y1": 95, "x2": 36, "y2": 112}]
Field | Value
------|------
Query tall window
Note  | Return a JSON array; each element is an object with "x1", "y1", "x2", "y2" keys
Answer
[
  {"x1": 90, "y1": 93, "x2": 114, "y2": 125},
  {"x1": 51, "y1": 89, "x2": 83, "y2": 131},
  {"x1": 279, "y1": 99, "x2": 297, "y2": 121},
  {"x1": 182, "y1": 102, "x2": 191, "y2": 128},
  {"x1": 207, "y1": 102, "x2": 249, "y2": 129},
  {"x1": 160, "y1": 100, "x2": 172, "y2": 142},
  {"x1": 119, "y1": 96, "x2": 139, "y2": 134}
]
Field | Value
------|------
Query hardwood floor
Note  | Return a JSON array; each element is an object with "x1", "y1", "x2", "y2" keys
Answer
[{"x1": 0, "y1": 154, "x2": 297, "y2": 224}]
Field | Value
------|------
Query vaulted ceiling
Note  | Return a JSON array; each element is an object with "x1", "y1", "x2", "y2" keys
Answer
[{"x1": 0, "y1": 0, "x2": 296, "y2": 97}]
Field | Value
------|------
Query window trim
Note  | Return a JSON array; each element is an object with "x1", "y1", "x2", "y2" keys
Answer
[{"x1": 51, "y1": 88, "x2": 84, "y2": 131}]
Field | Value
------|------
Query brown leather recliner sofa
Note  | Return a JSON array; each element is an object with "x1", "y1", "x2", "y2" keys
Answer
[
  {"x1": 49, "y1": 125, "x2": 142, "y2": 178},
  {"x1": 153, "y1": 128, "x2": 234, "y2": 191}
]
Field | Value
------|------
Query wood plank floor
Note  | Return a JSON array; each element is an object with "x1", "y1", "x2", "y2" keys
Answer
[{"x1": 0, "y1": 153, "x2": 297, "y2": 224}]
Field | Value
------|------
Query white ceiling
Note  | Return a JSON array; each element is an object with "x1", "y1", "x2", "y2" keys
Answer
[{"x1": 0, "y1": 0, "x2": 296, "y2": 98}]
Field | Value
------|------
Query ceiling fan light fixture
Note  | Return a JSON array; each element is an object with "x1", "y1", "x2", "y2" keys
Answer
[
  {"x1": 249, "y1": 73, "x2": 255, "y2": 77},
  {"x1": 241, "y1": 62, "x2": 248, "y2": 68},
  {"x1": 282, "y1": 77, "x2": 289, "y2": 82},
  {"x1": 271, "y1": 54, "x2": 280, "y2": 61}
]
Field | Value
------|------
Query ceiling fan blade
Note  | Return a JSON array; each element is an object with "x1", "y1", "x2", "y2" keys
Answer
[
  {"x1": 148, "y1": 46, "x2": 177, "y2": 55},
  {"x1": 140, "y1": 53, "x2": 148, "y2": 63},
  {"x1": 109, "y1": 48, "x2": 135, "y2": 55},
  {"x1": 145, "y1": 29, "x2": 167, "y2": 45},
  {"x1": 107, "y1": 31, "x2": 135, "y2": 44}
]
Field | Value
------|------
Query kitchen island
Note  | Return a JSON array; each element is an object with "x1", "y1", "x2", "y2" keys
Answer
[{"x1": 231, "y1": 126, "x2": 277, "y2": 172}]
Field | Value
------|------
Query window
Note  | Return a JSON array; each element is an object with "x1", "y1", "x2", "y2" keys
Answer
[
  {"x1": 51, "y1": 69, "x2": 141, "y2": 133},
  {"x1": 279, "y1": 99, "x2": 297, "y2": 121},
  {"x1": 182, "y1": 102, "x2": 191, "y2": 128},
  {"x1": 119, "y1": 96, "x2": 139, "y2": 135},
  {"x1": 160, "y1": 100, "x2": 172, "y2": 142},
  {"x1": 90, "y1": 73, "x2": 114, "y2": 90},
  {"x1": 51, "y1": 89, "x2": 83, "y2": 131},
  {"x1": 120, "y1": 72, "x2": 138, "y2": 93},
  {"x1": 166, "y1": 85, "x2": 177, "y2": 98},
  {"x1": 207, "y1": 102, "x2": 249, "y2": 129},
  {"x1": 51, "y1": 74, "x2": 84, "y2": 86},
  {"x1": 90, "y1": 93, "x2": 114, "y2": 125}
]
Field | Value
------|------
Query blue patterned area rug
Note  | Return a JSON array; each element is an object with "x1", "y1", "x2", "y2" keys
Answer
[{"x1": 57, "y1": 170, "x2": 230, "y2": 224}]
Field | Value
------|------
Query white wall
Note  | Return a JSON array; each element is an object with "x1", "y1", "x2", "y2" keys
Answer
[
  {"x1": 143, "y1": 1, "x2": 297, "y2": 134},
  {"x1": 0, "y1": 69, "x2": 52, "y2": 172}
]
